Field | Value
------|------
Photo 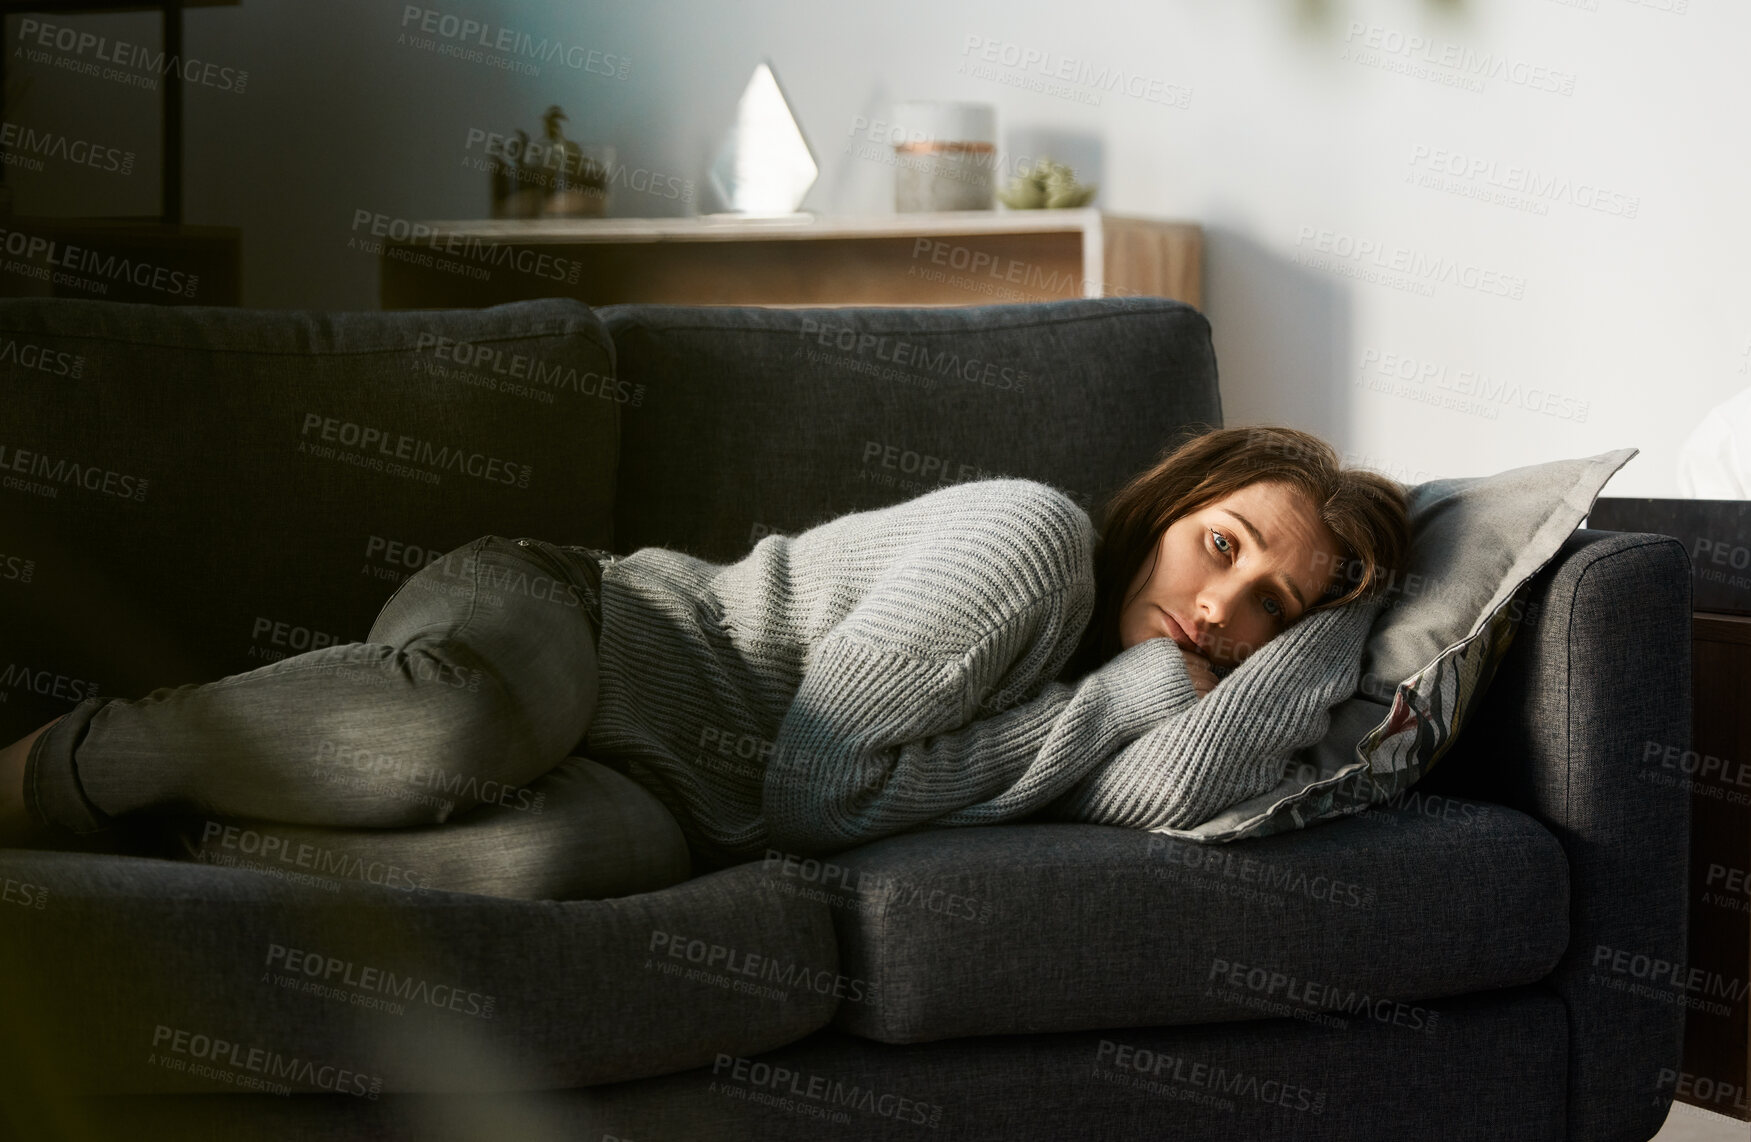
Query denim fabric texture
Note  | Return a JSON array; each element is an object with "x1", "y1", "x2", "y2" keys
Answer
[{"x1": 25, "y1": 535, "x2": 615, "y2": 835}]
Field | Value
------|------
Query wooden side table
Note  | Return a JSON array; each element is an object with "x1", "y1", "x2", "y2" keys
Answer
[
  {"x1": 1679, "y1": 612, "x2": 1751, "y2": 1120},
  {"x1": 376, "y1": 209, "x2": 1201, "y2": 310}
]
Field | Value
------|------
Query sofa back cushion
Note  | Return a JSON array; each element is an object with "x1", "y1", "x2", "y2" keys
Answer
[
  {"x1": 1, "y1": 297, "x2": 617, "y2": 741},
  {"x1": 598, "y1": 298, "x2": 1221, "y2": 562}
]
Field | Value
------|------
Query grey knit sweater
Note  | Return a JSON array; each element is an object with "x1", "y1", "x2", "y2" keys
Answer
[{"x1": 583, "y1": 478, "x2": 1381, "y2": 870}]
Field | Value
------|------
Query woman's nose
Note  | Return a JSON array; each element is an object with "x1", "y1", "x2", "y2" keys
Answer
[{"x1": 1196, "y1": 581, "x2": 1242, "y2": 626}]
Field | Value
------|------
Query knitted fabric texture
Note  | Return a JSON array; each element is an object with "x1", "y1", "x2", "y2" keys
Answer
[{"x1": 583, "y1": 477, "x2": 1380, "y2": 868}]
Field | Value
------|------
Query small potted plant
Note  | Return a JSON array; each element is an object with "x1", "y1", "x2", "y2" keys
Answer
[{"x1": 998, "y1": 158, "x2": 1097, "y2": 209}]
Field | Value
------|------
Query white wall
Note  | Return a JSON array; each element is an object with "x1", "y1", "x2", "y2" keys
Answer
[{"x1": 16, "y1": 0, "x2": 1744, "y2": 495}]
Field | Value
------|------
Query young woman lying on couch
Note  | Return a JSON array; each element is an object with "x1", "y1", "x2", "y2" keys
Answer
[{"x1": 0, "y1": 424, "x2": 1409, "y2": 895}]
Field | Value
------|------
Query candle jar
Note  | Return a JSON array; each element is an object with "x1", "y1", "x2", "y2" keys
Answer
[{"x1": 891, "y1": 102, "x2": 997, "y2": 212}]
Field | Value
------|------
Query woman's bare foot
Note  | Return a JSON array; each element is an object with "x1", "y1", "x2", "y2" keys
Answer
[{"x1": 0, "y1": 716, "x2": 66, "y2": 847}]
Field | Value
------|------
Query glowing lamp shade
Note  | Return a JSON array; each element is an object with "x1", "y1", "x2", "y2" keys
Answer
[{"x1": 708, "y1": 61, "x2": 819, "y2": 214}]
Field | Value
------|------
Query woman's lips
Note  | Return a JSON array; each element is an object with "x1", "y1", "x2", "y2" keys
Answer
[{"x1": 1157, "y1": 606, "x2": 1200, "y2": 654}]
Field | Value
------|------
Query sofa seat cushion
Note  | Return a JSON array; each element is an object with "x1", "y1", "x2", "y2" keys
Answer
[
  {"x1": 788, "y1": 798, "x2": 1567, "y2": 1043},
  {"x1": 44, "y1": 987, "x2": 1570, "y2": 1142},
  {"x1": 0, "y1": 850, "x2": 837, "y2": 1094}
]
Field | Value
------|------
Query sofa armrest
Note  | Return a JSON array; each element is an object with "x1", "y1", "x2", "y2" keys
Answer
[{"x1": 1419, "y1": 528, "x2": 1693, "y2": 1142}]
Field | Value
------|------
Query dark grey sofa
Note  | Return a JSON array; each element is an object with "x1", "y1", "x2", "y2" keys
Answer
[{"x1": 0, "y1": 295, "x2": 1692, "y2": 1141}]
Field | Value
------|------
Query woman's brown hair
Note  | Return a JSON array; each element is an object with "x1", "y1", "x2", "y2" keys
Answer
[{"x1": 1062, "y1": 424, "x2": 1411, "y2": 679}]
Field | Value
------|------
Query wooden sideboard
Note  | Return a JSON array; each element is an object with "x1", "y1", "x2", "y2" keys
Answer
[{"x1": 377, "y1": 209, "x2": 1201, "y2": 310}]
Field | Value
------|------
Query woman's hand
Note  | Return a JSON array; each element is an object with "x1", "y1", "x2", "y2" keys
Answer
[{"x1": 1180, "y1": 647, "x2": 1218, "y2": 699}]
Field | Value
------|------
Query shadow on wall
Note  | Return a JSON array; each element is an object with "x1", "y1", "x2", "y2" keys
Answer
[
  {"x1": 1287, "y1": 0, "x2": 1469, "y2": 32},
  {"x1": 1202, "y1": 224, "x2": 1353, "y2": 447}
]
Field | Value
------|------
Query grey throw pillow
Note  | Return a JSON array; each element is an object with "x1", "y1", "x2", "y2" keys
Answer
[{"x1": 1156, "y1": 446, "x2": 1639, "y2": 842}]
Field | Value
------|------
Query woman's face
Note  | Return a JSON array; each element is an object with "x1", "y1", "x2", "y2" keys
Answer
[{"x1": 1116, "y1": 480, "x2": 1346, "y2": 670}]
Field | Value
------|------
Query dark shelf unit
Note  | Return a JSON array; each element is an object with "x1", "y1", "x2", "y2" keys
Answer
[{"x1": 0, "y1": 0, "x2": 242, "y2": 302}]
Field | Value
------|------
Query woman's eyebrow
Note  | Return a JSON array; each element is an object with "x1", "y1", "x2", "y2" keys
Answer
[{"x1": 1217, "y1": 509, "x2": 1306, "y2": 610}]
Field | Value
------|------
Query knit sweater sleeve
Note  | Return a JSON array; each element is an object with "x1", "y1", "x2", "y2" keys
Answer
[
  {"x1": 1044, "y1": 595, "x2": 1384, "y2": 831},
  {"x1": 760, "y1": 594, "x2": 1203, "y2": 857},
  {"x1": 762, "y1": 592, "x2": 1383, "y2": 855}
]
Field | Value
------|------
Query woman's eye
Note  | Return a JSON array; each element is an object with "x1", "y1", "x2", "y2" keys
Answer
[{"x1": 1213, "y1": 528, "x2": 1286, "y2": 623}]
